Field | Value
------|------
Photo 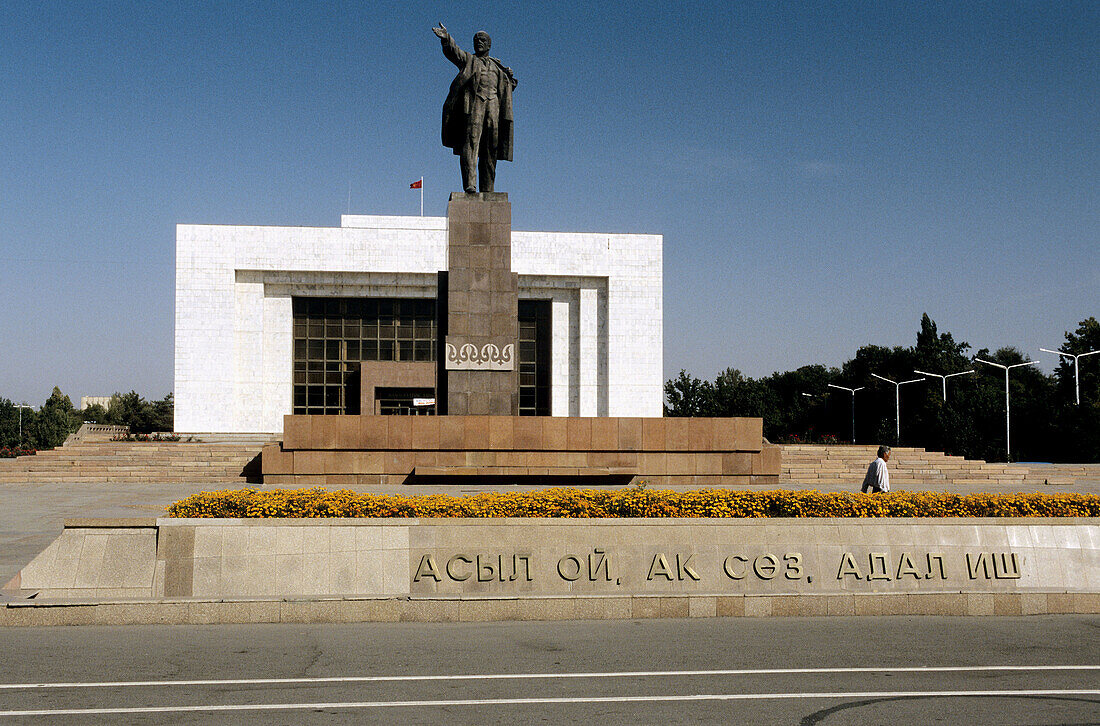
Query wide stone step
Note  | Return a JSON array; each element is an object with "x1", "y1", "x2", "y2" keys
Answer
[{"x1": 0, "y1": 441, "x2": 263, "y2": 483}]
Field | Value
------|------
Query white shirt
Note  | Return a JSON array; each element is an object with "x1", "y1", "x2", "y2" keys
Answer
[{"x1": 862, "y1": 457, "x2": 890, "y2": 492}]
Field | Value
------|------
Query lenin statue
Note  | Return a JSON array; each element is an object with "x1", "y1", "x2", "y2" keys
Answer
[{"x1": 432, "y1": 24, "x2": 517, "y2": 193}]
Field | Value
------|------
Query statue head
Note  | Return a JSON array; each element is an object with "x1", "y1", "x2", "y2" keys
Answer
[{"x1": 473, "y1": 31, "x2": 491, "y2": 55}]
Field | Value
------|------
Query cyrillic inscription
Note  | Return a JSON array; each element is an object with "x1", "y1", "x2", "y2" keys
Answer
[
  {"x1": 837, "y1": 552, "x2": 958, "y2": 581},
  {"x1": 967, "y1": 552, "x2": 1021, "y2": 580},
  {"x1": 411, "y1": 549, "x2": 1024, "y2": 589}
]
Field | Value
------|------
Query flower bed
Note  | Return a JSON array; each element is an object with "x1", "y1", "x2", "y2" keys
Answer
[
  {"x1": 0, "y1": 447, "x2": 36, "y2": 458},
  {"x1": 167, "y1": 487, "x2": 1100, "y2": 519},
  {"x1": 110, "y1": 433, "x2": 182, "y2": 442}
]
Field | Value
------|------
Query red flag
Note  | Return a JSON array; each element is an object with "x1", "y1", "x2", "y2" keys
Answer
[{"x1": 409, "y1": 179, "x2": 423, "y2": 189}]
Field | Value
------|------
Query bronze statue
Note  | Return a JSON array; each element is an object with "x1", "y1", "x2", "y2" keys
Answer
[{"x1": 432, "y1": 24, "x2": 517, "y2": 193}]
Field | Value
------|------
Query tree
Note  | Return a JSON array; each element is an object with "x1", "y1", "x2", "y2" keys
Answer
[
  {"x1": 0, "y1": 399, "x2": 32, "y2": 448},
  {"x1": 29, "y1": 387, "x2": 81, "y2": 450},
  {"x1": 1053, "y1": 317, "x2": 1100, "y2": 405},
  {"x1": 1050, "y1": 317, "x2": 1100, "y2": 462},
  {"x1": 106, "y1": 391, "x2": 154, "y2": 433},
  {"x1": 82, "y1": 403, "x2": 108, "y2": 423},
  {"x1": 663, "y1": 313, "x2": 1097, "y2": 462},
  {"x1": 710, "y1": 368, "x2": 770, "y2": 419},
  {"x1": 150, "y1": 393, "x2": 174, "y2": 432},
  {"x1": 664, "y1": 370, "x2": 712, "y2": 417}
]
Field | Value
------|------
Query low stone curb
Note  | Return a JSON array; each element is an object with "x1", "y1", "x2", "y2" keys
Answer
[{"x1": 3, "y1": 591, "x2": 1098, "y2": 627}]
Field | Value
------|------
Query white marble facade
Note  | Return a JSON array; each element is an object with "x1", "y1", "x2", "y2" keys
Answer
[{"x1": 174, "y1": 214, "x2": 662, "y2": 433}]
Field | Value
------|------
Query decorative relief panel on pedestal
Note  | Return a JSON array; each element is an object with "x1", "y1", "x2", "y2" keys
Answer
[{"x1": 445, "y1": 339, "x2": 515, "y2": 370}]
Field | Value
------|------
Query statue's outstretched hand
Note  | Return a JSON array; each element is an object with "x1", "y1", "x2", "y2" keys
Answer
[{"x1": 432, "y1": 23, "x2": 448, "y2": 39}]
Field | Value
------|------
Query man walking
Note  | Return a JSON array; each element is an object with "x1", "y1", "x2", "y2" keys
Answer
[
  {"x1": 861, "y1": 445, "x2": 891, "y2": 493},
  {"x1": 432, "y1": 23, "x2": 517, "y2": 193}
]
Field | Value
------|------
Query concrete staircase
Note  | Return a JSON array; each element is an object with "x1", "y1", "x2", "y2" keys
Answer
[
  {"x1": 0, "y1": 435, "x2": 278, "y2": 484},
  {"x1": 779, "y1": 444, "x2": 1100, "y2": 489}
]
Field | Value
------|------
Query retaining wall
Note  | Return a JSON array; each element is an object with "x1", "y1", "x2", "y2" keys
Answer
[{"x1": 4, "y1": 517, "x2": 1097, "y2": 625}]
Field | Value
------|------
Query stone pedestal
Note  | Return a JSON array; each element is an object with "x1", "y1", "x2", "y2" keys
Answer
[{"x1": 442, "y1": 192, "x2": 519, "y2": 415}]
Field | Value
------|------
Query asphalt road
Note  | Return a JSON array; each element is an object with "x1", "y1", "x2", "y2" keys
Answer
[{"x1": 1, "y1": 616, "x2": 1097, "y2": 724}]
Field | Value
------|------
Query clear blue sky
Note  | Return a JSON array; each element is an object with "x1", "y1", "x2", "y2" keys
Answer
[{"x1": 1, "y1": 1, "x2": 1097, "y2": 406}]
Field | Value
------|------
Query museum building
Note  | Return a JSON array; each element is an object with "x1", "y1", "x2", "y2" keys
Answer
[{"x1": 174, "y1": 208, "x2": 663, "y2": 434}]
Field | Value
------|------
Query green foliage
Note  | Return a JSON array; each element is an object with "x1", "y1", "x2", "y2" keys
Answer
[
  {"x1": 664, "y1": 370, "x2": 712, "y2": 417},
  {"x1": 104, "y1": 391, "x2": 174, "y2": 434},
  {"x1": 0, "y1": 388, "x2": 175, "y2": 449},
  {"x1": 0, "y1": 399, "x2": 29, "y2": 449},
  {"x1": 81, "y1": 403, "x2": 108, "y2": 423},
  {"x1": 666, "y1": 315, "x2": 1100, "y2": 463},
  {"x1": 31, "y1": 387, "x2": 82, "y2": 450}
]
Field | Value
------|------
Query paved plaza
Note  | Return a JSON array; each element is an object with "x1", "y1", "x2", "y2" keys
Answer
[{"x1": 3, "y1": 469, "x2": 1098, "y2": 595}]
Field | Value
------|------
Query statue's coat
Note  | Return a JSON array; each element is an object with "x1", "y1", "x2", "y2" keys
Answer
[{"x1": 439, "y1": 35, "x2": 516, "y2": 162}]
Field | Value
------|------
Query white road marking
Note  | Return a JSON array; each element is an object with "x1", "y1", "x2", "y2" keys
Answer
[
  {"x1": 0, "y1": 664, "x2": 1096, "y2": 690},
  {"x1": 1, "y1": 689, "x2": 1099, "y2": 716}
]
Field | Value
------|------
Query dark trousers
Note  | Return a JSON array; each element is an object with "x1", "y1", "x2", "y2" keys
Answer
[{"x1": 461, "y1": 99, "x2": 499, "y2": 192}]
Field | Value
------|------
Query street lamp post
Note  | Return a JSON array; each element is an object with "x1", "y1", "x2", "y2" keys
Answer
[
  {"x1": 827, "y1": 384, "x2": 864, "y2": 444},
  {"x1": 15, "y1": 405, "x2": 33, "y2": 445},
  {"x1": 974, "y1": 358, "x2": 1037, "y2": 462},
  {"x1": 913, "y1": 368, "x2": 975, "y2": 401},
  {"x1": 870, "y1": 374, "x2": 924, "y2": 444},
  {"x1": 1039, "y1": 348, "x2": 1099, "y2": 406}
]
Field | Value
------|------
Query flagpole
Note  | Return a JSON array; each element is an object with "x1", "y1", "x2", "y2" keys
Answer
[{"x1": 420, "y1": 177, "x2": 424, "y2": 216}]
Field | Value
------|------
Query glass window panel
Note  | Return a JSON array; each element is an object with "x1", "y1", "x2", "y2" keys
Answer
[
  {"x1": 378, "y1": 321, "x2": 394, "y2": 339},
  {"x1": 346, "y1": 340, "x2": 360, "y2": 361},
  {"x1": 362, "y1": 321, "x2": 378, "y2": 340},
  {"x1": 414, "y1": 340, "x2": 432, "y2": 361},
  {"x1": 361, "y1": 340, "x2": 378, "y2": 361},
  {"x1": 396, "y1": 321, "x2": 413, "y2": 339},
  {"x1": 294, "y1": 388, "x2": 306, "y2": 406},
  {"x1": 325, "y1": 387, "x2": 341, "y2": 407},
  {"x1": 398, "y1": 340, "x2": 413, "y2": 361},
  {"x1": 307, "y1": 388, "x2": 324, "y2": 406},
  {"x1": 326, "y1": 322, "x2": 342, "y2": 337},
  {"x1": 308, "y1": 321, "x2": 324, "y2": 338},
  {"x1": 325, "y1": 340, "x2": 341, "y2": 360},
  {"x1": 294, "y1": 340, "x2": 307, "y2": 360},
  {"x1": 379, "y1": 340, "x2": 395, "y2": 360}
]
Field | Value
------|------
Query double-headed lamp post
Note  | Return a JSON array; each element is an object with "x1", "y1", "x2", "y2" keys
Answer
[
  {"x1": 1039, "y1": 347, "x2": 1099, "y2": 406},
  {"x1": 913, "y1": 368, "x2": 975, "y2": 401},
  {"x1": 870, "y1": 373, "x2": 924, "y2": 444},
  {"x1": 827, "y1": 384, "x2": 864, "y2": 444},
  {"x1": 974, "y1": 358, "x2": 1037, "y2": 462}
]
